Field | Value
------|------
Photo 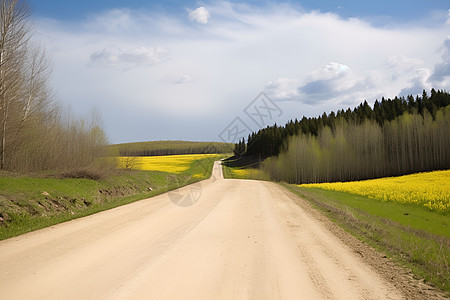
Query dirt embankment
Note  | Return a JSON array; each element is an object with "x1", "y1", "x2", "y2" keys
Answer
[{"x1": 0, "y1": 171, "x2": 153, "y2": 228}]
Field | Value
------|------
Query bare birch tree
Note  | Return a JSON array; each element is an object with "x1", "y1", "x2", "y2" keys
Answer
[
  {"x1": 0, "y1": 0, "x2": 110, "y2": 173},
  {"x1": 0, "y1": 0, "x2": 31, "y2": 169}
]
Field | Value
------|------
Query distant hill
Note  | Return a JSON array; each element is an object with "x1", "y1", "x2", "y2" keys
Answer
[{"x1": 109, "y1": 140, "x2": 234, "y2": 156}]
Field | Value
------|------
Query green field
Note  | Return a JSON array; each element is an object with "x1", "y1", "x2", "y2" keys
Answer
[
  {"x1": 0, "y1": 154, "x2": 225, "y2": 240},
  {"x1": 284, "y1": 184, "x2": 449, "y2": 294}
]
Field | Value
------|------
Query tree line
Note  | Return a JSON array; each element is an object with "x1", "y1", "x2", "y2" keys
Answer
[
  {"x1": 239, "y1": 89, "x2": 450, "y2": 183},
  {"x1": 246, "y1": 89, "x2": 450, "y2": 158},
  {"x1": 111, "y1": 140, "x2": 234, "y2": 157},
  {"x1": 233, "y1": 138, "x2": 246, "y2": 156},
  {"x1": 0, "y1": 0, "x2": 109, "y2": 174}
]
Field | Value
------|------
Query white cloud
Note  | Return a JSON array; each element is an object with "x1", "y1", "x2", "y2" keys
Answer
[
  {"x1": 189, "y1": 7, "x2": 210, "y2": 24},
  {"x1": 266, "y1": 63, "x2": 376, "y2": 105},
  {"x1": 308, "y1": 62, "x2": 350, "y2": 80},
  {"x1": 299, "y1": 63, "x2": 355, "y2": 102},
  {"x1": 429, "y1": 35, "x2": 450, "y2": 88},
  {"x1": 396, "y1": 35, "x2": 450, "y2": 96},
  {"x1": 265, "y1": 78, "x2": 300, "y2": 101},
  {"x1": 387, "y1": 55, "x2": 423, "y2": 80},
  {"x1": 399, "y1": 68, "x2": 432, "y2": 96},
  {"x1": 90, "y1": 45, "x2": 168, "y2": 69}
]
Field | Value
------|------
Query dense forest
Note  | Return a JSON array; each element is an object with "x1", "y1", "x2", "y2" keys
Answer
[
  {"x1": 0, "y1": 0, "x2": 109, "y2": 173},
  {"x1": 112, "y1": 141, "x2": 234, "y2": 156},
  {"x1": 240, "y1": 89, "x2": 450, "y2": 183}
]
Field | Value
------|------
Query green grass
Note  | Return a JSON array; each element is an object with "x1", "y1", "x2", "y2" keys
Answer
[
  {"x1": 222, "y1": 164, "x2": 237, "y2": 179},
  {"x1": 222, "y1": 165, "x2": 267, "y2": 180},
  {"x1": 283, "y1": 184, "x2": 450, "y2": 294},
  {"x1": 0, "y1": 155, "x2": 226, "y2": 241},
  {"x1": 222, "y1": 156, "x2": 268, "y2": 180}
]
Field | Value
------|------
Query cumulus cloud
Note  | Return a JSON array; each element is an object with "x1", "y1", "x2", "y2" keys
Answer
[
  {"x1": 90, "y1": 45, "x2": 168, "y2": 69},
  {"x1": 399, "y1": 68, "x2": 432, "y2": 97},
  {"x1": 307, "y1": 66, "x2": 359, "y2": 101},
  {"x1": 387, "y1": 55, "x2": 423, "y2": 80},
  {"x1": 429, "y1": 36, "x2": 450, "y2": 87},
  {"x1": 265, "y1": 78, "x2": 300, "y2": 101},
  {"x1": 289, "y1": 63, "x2": 372, "y2": 105},
  {"x1": 265, "y1": 62, "x2": 388, "y2": 106},
  {"x1": 398, "y1": 35, "x2": 450, "y2": 96},
  {"x1": 189, "y1": 7, "x2": 210, "y2": 24},
  {"x1": 300, "y1": 62, "x2": 351, "y2": 100}
]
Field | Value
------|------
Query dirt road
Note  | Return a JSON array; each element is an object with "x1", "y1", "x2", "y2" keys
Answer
[{"x1": 0, "y1": 161, "x2": 403, "y2": 299}]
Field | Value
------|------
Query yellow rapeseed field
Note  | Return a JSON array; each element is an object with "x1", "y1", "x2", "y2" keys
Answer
[
  {"x1": 228, "y1": 168, "x2": 267, "y2": 180},
  {"x1": 300, "y1": 170, "x2": 450, "y2": 213},
  {"x1": 118, "y1": 154, "x2": 221, "y2": 174},
  {"x1": 231, "y1": 169, "x2": 252, "y2": 177}
]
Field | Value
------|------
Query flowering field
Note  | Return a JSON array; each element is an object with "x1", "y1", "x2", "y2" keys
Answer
[
  {"x1": 299, "y1": 170, "x2": 450, "y2": 213},
  {"x1": 230, "y1": 169, "x2": 256, "y2": 177},
  {"x1": 118, "y1": 154, "x2": 222, "y2": 174},
  {"x1": 224, "y1": 167, "x2": 268, "y2": 180}
]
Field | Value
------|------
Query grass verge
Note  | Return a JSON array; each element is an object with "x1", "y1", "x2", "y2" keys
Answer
[
  {"x1": 222, "y1": 155, "x2": 268, "y2": 180},
  {"x1": 0, "y1": 155, "x2": 225, "y2": 241},
  {"x1": 222, "y1": 165, "x2": 267, "y2": 180},
  {"x1": 282, "y1": 183, "x2": 449, "y2": 295}
]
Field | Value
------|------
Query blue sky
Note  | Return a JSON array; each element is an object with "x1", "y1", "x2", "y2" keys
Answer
[
  {"x1": 29, "y1": 0, "x2": 449, "y2": 22},
  {"x1": 28, "y1": 1, "x2": 449, "y2": 144}
]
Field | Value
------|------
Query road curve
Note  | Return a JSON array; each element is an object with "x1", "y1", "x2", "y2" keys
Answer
[{"x1": 0, "y1": 161, "x2": 402, "y2": 299}]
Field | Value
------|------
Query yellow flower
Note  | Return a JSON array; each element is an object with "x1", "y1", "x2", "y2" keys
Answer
[
  {"x1": 299, "y1": 170, "x2": 450, "y2": 213},
  {"x1": 117, "y1": 154, "x2": 221, "y2": 173}
]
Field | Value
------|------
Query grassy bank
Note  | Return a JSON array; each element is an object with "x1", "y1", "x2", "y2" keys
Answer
[
  {"x1": 0, "y1": 154, "x2": 225, "y2": 241},
  {"x1": 283, "y1": 184, "x2": 449, "y2": 294},
  {"x1": 222, "y1": 165, "x2": 267, "y2": 180},
  {"x1": 222, "y1": 155, "x2": 268, "y2": 180}
]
